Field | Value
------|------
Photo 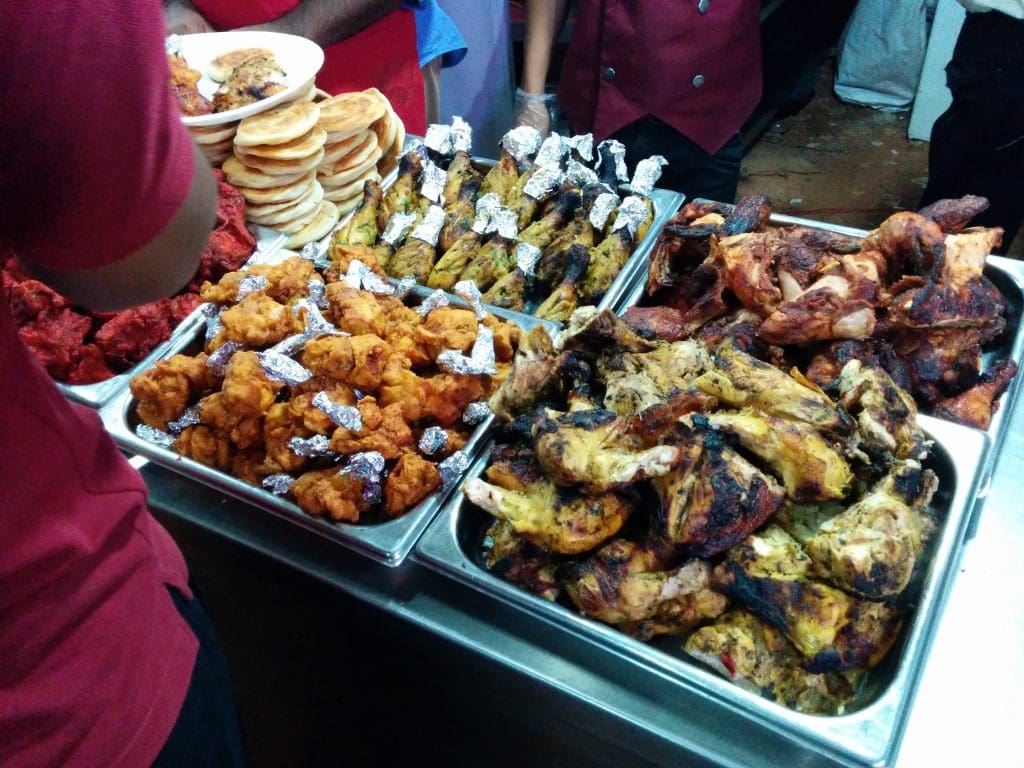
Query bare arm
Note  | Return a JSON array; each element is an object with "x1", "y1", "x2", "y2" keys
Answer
[
  {"x1": 24, "y1": 143, "x2": 217, "y2": 312},
  {"x1": 241, "y1": 0, "x2": 404, "y2": 48},
  {"x1": 163, "y1": 0, "x2": 214, "y2": 35},
  {"x1": 522, "y1": 0, "x2": 571, "y2": 95}
]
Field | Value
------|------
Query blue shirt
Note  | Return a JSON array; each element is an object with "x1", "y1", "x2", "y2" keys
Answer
[{"x1": 403, "y1": 0, "x2": 467, "y2": 69}]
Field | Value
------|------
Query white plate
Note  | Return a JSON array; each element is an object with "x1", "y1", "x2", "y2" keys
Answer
[{"x1": 170, "y1": 31, "x2": 324, "y2": 127}]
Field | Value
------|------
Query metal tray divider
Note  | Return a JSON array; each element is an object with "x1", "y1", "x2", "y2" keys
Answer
[
  {"x1": 100, "y1": 296, "x2": 558, "y2": 566},
  {"x1": 412, "y1": 416, "x2": 989, "y2": 767}
]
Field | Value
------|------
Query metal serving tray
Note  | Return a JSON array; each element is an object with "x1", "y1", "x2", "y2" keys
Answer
[
  {"x1": 57, "y1": 226, "x2": 287, "y2": 409},
  {"x1": 101, "y1": 292, "x2": 557, "y2": 567},
  {"x1": 615, "y1": 212, "x2": 1024, "y2": 486},
  {"x1": 413, "y1": 415, "x2": 989, "y2": 768}
]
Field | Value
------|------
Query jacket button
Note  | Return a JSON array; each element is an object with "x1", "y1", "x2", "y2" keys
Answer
[
  {"x1": 692, "y1": 74, "x2": 705, "y2": 88},
  {"x1": 699, "y1": 0, "x2": 709, "y2": 12},
  {"x1": 602, "y1": 67, "x2": 617, "y2": 82}
]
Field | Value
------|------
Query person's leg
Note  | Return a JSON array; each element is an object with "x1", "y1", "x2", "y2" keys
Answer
[
  {"x1": 616, "y1": 118, "x2": 742, "y2": 202},
  {"x1": 921, "y1": 11, "x2": 1024, "y2": 251},
  {"x1": 152, "y1": 585, "x2": 247, "y2": 768}
]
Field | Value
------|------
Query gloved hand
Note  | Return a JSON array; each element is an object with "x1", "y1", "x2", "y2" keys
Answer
[{"x1": 514, "y1": 87, "x2": 556, "y2": 137}]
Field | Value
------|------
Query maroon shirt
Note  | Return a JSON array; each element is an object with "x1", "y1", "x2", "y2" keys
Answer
[
  {"x1": 558, "y1": 0, "x2": 763, "y2": 154},
  {"x1": 1, "y1": 1, "x2": 198, "y2": 765}
]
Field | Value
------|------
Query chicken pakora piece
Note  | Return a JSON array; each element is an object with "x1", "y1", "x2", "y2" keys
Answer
[
  {"x1": 291, "y1": 467, "x2": 373, "y2": 522},
  {"x1": 383, "y1": 453, "x2": 441, "y2": 518},
  {"x1": 131, "y1": 352, "x2": 220, "y2": 430},
  {"x1": 201, "y1": 257, "x2": 318, "y2": 305},
  {"x1": 329, "y1": 398, "x2": 413, "y2": 459},
  {"x1": 173, "y1": 425, "x2": 234, "y2": 470},
  {"x1": 222, "y1": 350, "x2": 284, "y2": 417},
  {"x1": 197, "y1": 392, "x2": 264, "y2": 449},
  {"x1": 220, "y1": 293, "x2": 303, "y2": 346},
  {"x1": 301, "y1": 334, "x2": 393, "y2": 391}
]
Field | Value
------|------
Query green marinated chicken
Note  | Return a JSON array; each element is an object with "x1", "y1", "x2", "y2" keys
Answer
[
  {"x1": 331, "y1": 178, "x2": 382, "y2": 247},
  {"x1": 377, "y1": 150, "x2": 423, "y2": 230},
  {"x1": 482, "y1": 268, "x2": 526, "y2": 311},
  {"x1": 534, "y1": 244, "x2": 590, "y2": 322},
  {"x1": 518, "y1": 189, "x2": 581, "y2": 251},
  {"x1": 439, "y1": 177, "x2": 481, "y2": 253},
  {"x1": 457, "y1": 233, "x2": 516, "y2": 291},
  {"x1": 480, "y1": 148, "x2": 519, "y2": 204},
  {"x1": 442, "y1": 149, "x2": 480, "y2": 207},
  {"x1": 428, "y1": 230, "x2": 483, "y2": 290},
  {"x1": 535, "y1": 212, "x2": 595, "y2": 286},
  {"x1": 579, "y1": 228, "x2": 633, "y2": 304}
]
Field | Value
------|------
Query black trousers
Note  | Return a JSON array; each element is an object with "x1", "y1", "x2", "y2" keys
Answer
[
  {"x1": 152, "y1": 583, "x2": 248, "y2": 768},
  {"x1": 611, "y1": 117, "x2": 744, "y2": 204},
  {"x1": 920, "y1": 10, "x2": 1024, "y2": 252}
]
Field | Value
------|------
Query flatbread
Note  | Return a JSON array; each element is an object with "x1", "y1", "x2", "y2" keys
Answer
[
  {"x1": 276, "y1": 202, "x2": 324, "y2": 234},
  {"x1": 236, "y1": 146, "x2": 326, "y2": 176},
  {"x1": 190, "y1": 125, "x2": 237, "y2": 144},
  {"x1": 284, "y1": 200, "x2": 341, "y2": 248},
  {"x1": 235, "y1": 101, "x2": 321, "y2": 147},
  {"x1": 320, "y1": 130, "x2": 372, "y2": 165},
  {"x1": 317, "y1": 146, "x2": 382, "y2": 184},
  {"x1": 236, "y1": 171, "x2": 315, "y2": 205},
  {"x1": 235, "y1": 127, "x2": 327, "y2": 160},
  {"x1": 223, "y1": 155, "x2": 310, "y2": 189},
  {"x1": 332, "y1": 195, "x2": 363, "y2": 217},
  {"x1": 317, "y1": 90, "x2": 386, "y2": 135},
  {"x1": 207, "y1": 47, "x2": 276, "y2": 82},
  {"x1": 325, "y1": 132, "x2": 379, "y2": 172},
  {"x1": 245, "y1": 179, "x2": 322, "y2": 218},
  {"x1": 246, "y1": 182, "x2": 324, "y2": 226},
  {"x1": 320, "y1": 169, "x2": 380, "y2": 203}
]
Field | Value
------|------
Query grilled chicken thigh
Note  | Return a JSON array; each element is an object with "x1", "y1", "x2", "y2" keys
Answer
[
  {"x1": 837, "y1": 359, "x2": 928, "y2": 461},
  {"x1": 564, "y1": 539, "x2": 728, "y2": 635},
  {"x1": 213, "y1": 55, "x2": 286, "y2": 112},
  {"x1": 780, "y1": 459, "x2": 938, "y2": 599}
]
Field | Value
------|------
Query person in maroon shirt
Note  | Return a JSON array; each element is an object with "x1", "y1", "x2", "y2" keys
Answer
[
  {"x1": 516, "y1": 0, "x2": 762, "y2": 203},
  {"x1": 1, "y1": 1, "x2": 245, "y2": 765}
]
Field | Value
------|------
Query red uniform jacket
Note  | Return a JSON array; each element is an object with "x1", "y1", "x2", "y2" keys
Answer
[
  {"x1": 558, "y1": 0, "x2": 762, "y2": 154},
  {"x1": 192, "y1": 0, "x2": 426, "y2": 135}
]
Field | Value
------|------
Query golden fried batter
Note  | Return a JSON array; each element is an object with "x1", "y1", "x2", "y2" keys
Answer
[
  {"x1": 482, "y1": 314, "x2": 521, "y2": 362},
  {"x1": 378, "y1": 355, "x2": 431, "y2": 422},
  {"x1": 325, "y1": 283, "x2": 386, "y2": 336},
  {"x1": 329, "y1": 398, "x2": 413, "y2": 459},
  {"x1": 301, "y1": 334, "x2": 392, "y2": 391},
  {"x1": 384, "y1": 453, "x2": 441, "y2": 518},
  {"x1": 197, "y1": 392, "x2": 264, "y2": 449},
  {"x1": 131, "y1": 352, "x2": 219, "y2": 430},
  {"x1": 221, "y1": 350, "x2": 284, "y2": 417},
  {"x1": 201, "y1": 257, "x2": 318, "y2": 305},
  {"x1": 415, "y1": 307, "x2": 478, "y2": 359},
  {"x1": 220, "y1": 293, "x2": 303, "y2": 346},
  {"x1": 262, "y1": 402, "x2": 314, "y2": 473},
  {"x1": 173, "y1": 425, "x2": 234, "y2": 470},
  {"x1": 424, "y1": 373, "x2": 486, "y2": 426},
  {"x1": 291, "y1": 467, "x2": 372, "y2": 522},
  {"x1": 233, "y1": 448, "x2": 270, "y2": 486},
  {"x1": 323, "y1": 244, "x2": 389, "y2": 284}
]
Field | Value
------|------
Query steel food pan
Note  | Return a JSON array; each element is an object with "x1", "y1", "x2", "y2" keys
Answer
[
  {"x1": 57, "y1": 226, "x2": 287, "y2": 409},
  {"x1": 413, "y1": 415, "x2": 989, "y2": 767},
  {"x1": 615, "y1": 212, "x2": 1024, "y2": 484},
  {"x1": 101, "y1": 294, "x2": 558, "y2": 567}
]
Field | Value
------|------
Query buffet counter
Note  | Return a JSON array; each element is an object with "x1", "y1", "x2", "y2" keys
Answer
[{"x1": 139, "y1": 383, "x2": 1023, "y2": 768}]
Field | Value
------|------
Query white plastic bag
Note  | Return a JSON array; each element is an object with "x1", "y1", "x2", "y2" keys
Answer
[{"x1": 834, "y1": 0, "x2": 935, "y2": 112}]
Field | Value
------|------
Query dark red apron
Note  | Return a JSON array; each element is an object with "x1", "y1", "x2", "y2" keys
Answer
[{"x1": 192, "y1": 0, "x2": 426, "y2": 134}]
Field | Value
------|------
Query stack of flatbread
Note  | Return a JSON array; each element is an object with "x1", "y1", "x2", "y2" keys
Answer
[
  {"x1": 189, "y1": 123, "x2": 239, "y2": 166},
  {"x1": 315, "y1": 88, "x2": 405, "y2": 217},
  {"x1": 225, "y1": 101, "x2": 340, "y2": 248}
]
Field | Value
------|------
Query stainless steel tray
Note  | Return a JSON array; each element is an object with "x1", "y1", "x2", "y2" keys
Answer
[
  {"x1": 101, "y1": 292, "x2": 558, "y2": 566},
  {"x1": 413, "y1": 415, "x2": 989, "y2": 768},
  {"x1": 57, "y1": 226, "x2": 287, "y2": 409},
  {"x1": 616, "y1": 212, "x2": 1024, "y2": 486}
]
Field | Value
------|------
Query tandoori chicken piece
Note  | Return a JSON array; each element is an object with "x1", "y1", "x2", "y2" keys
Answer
[
  {"x1": 442, "y1": 149, "x2": 480, "y2": 208},
  {"x1": 564, "y1": 539, "x2": 728, "y2": 635},
  {"x1": 932, "y1": 358, "x2": 1018, "y2": 429},
  {"x1": 579, "y1": 226, "x2": 634, "y2": 304},
  {"x1": 703, "y1": 410, "x2": 854, "y2": 502},
  {"x1": 168, "y1": 53, "x2": 214, "y2": 115},
  {"x1": 694, "y1": 341, "x2": 850, "y2": 432},
  {"x1": 439, "y1": 177, "x2": 481, "y2": 253},
  {"x1": 837, "y1": 359, "x2": 928, "y2": 461},
  {"x1": 917, "y1": 194, "x2": 989, "y2": 234},
  {"x1": 483, "y1": 519, "x2": 562, "y2": 601},
  {"x1": 535, "y1": 210, "x2": 596, "y2": 287},
  {"x1": 212, "y1": 55, "x2": 286, "y2": 112},
  {"x1": 532, "y1": 404, "x2": 681, "y2": 495},
  {"x1": 463, "y1": 475, "x2": 631, "y2": 554},
  {"x1": 479, "y1": 147, "x2": 519, "y2": 204},
  {"x1": 713, "y1": 231, "x2": 784, "y2": 316},
  {"x1": 457, "y1": 230, "x2": 516, "y2": 291},
  {"x1": 780, "y1": 459, "x2": 938, "y2": 599},
  {"x1": 715, "y1": 525, "x2": 902, "y2": 671},
  {"x1": 652, "y1": 421, "x2": 785, "y2": 557},
  {"x1": 685, "y1": 610, "x2": 863, "y2": 715},
  {"x1": 518, "y1": 189, "x2": 582, "y2": 250},
  {"x1": 598, "y1": 339, "x2": 710, "y2": 417}
]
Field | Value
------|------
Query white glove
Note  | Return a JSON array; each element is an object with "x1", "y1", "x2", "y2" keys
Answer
[{"x1": 514, "y1": 88, "x2": 556, "y2": 137}]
